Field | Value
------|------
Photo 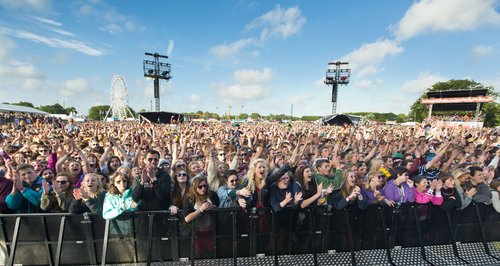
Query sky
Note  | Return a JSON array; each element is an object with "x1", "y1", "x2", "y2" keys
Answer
[{"x1": 0, "y1": 0, "x2": 499, "y2": 117}]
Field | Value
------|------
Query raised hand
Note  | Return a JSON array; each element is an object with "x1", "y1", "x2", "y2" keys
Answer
[
  {"x1": 237, "y1": 198, "x2": 247, "y2": 208},
  {"x1": 73, "y1": 189, "x2": 82, "y2": 200},
  {"x1": 284, "y1": 192, "x2": 292, "y2": 203},
  {"x1": 294, "y1": 192, "x2": 303, "y2": 204},
  {"x1": 237, "y1": 187, "x2": 251, "y2": 198},
  {"x1": 42, "y1": 179, "x2": 51, "y2": 194},
  {"x1": 435, "y1": 179, "x2": 443, "y2": 191}
]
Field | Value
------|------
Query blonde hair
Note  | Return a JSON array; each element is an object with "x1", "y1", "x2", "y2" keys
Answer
[
  {"x1": 81, "y1": 173, "x2": 105, "y2": 198},
  {"x1": 364, "y1": 171, "x2": 381, "y2": 190},
  {"x1": 368, "y1": 158, "x2": 384, "y2": 173},
  {"x1": 452, "y1": 168, "x2": 469, "y2": 193},
  {"x1": 246, "y1": 158, "x2": 268, "y2": 193},
  {"x1": 341, "y1": 170, "x2": 355, "y2": 198}
]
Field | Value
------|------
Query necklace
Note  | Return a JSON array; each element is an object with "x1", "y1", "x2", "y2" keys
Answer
[{"x1": 441, "y1": 188, "x2": 454, "y2": 197}]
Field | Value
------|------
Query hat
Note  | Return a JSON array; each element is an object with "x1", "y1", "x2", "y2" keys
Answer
[
  {"x1": 158, "y1": 159, "x2": 170, "y2": 167},
  {"x1": 425, "y1": 153, "x2": 436, "y2": 162},
  {"x1": 233, "y1": 123, "x2": 240, "y2": 127},
  {"x1": 393, "y1": 152, "x2": 403, "y2": 159}
]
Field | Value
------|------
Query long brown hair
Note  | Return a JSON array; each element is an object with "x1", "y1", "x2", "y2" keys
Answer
[
  {"x1": 187, "y1": 177, "x2": 209, "y2": 204},
  {"x1": 341, "y1": 170, "x2": 356, "y2": 198},
  {"x1": 107, "y1": 172, "x2": 130, "y2": 196}
]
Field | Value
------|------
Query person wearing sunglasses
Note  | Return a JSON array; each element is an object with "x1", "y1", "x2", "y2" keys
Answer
[
  {"x1": 170, "y1": 170, "x2": 190, "y2": 214},
  {"x1": 103, "y1": 172, "x2": 139, "y2": 220},
  {"x1": 183, "y1": 177, "x2": 217, "y2": 258},
  {"x1": 40, "y1": 172, "x2": 73, "y2": 212},
  {"x1": 361, "y1": 171, "x2": 393, "y2": 206},
  {"x1": 217, "y1": 169, "x2": 251, "y2": 208},
  {"x1": 132, "y1": 149, "x2": 172, "y2": 211}
]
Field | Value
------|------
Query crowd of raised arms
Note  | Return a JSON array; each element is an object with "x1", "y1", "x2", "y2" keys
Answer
[{"x1": 1, "y1": 113, "x2": 499, "y2": 222}]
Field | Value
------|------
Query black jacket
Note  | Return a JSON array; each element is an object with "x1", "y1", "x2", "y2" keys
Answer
[{"x1": 132, "y1": 168, "x2": 171, "y2": 211}]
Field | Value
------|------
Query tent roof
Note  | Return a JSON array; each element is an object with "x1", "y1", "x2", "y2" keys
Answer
[
  {"x1": 426, "y1": 89, "x2": 488, "y2": 98},
  {"x1": 0, "y1": 103, "x2": 49, "y2": 115}
]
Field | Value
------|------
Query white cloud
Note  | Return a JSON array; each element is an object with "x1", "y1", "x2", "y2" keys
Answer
[
  {"x1": 47, "y1": 27, "x2": 75, "y2": 37},
  {"x1": 355, "y1": 79, "x2": 384, "y2": 90},
  {"x1": 340, "y1": 39, "x2": 404, "y2": 80},
  {"x1": 166, "y1": 40, "x2": 174, "y2": 57},
  {"x1": 0, "y1": 35, "x2": 16, "y2": 59},
  {"x1": 190, "y1": 93, "x2": 203, "y2": 104},
  {"x1": 247, "y1": 5, "x2": 306, "y2": 42},
  {"x1": 233, "y1": 68, "x2": 272, "y2": 84},
  {"x1": 210, "y1": 38, "x2": 254, "y2": 60},
  {"x1": 0, "y1": 27, "x2": 104, "y2": 56},
  {"x1": 212, "y1": 68, "x2": 273, "y2": 101},
  {"x1": 471, "y1": 45, "x2": 494, "y2": 59},
  {"x1": 0, "y1": 0, "x2": 51, "y2": 12},
  {"x1": 58, "y1": 77, "x2": 92, "y2": 96},
  {"x1": 393, "y1": 0, "x2": 500, "y2": 41},
  {"x1": 32, "y1": 16, "x2": 62, "y2": 26},
  {"x1": 49, "y1": 51, "x2": 69, "y2": 64},
  {"x1": 401, "y1": 72, "x2": 449, "y2": 93}
]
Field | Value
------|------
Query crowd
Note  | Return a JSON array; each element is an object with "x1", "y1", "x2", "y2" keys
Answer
[{"x1": 1, "y1": 113, "x2": 500, "y2": 256}]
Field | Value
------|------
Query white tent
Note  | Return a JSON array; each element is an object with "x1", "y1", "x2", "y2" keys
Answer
[{"x1": 0, "y1": 103, "x2": 49, "y2": 115}]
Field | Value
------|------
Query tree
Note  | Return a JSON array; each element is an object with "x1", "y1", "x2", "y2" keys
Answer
[
  {"x1": 238, "y1": 113, "x2": 248, "y2": 120},
  {"x1": 250, "y1": 113, "x2": 261, "y2": 120},
  {"x1": 65, "y1": 107, "x2": 78, "y2": 115},
  {"x1": 88, "y1": 105, "x2": 110, "y2": 121},
  {"x1": 39, "y1": 103, "x2": 66, "y2": 114},
  {"x1": 11, "y1": 101, "x2": 35, "y2": 108},
  {"x1": 408, "y1": 79, "x2": 498, "y2": 126}
]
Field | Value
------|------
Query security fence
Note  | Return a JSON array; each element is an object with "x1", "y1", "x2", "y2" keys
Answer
[{"x1": 0, "y1": 203, "x2": 499, "y2": 266}]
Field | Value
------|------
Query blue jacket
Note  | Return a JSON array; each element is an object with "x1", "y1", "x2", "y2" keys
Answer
[
  {"x1": 102, "y1": 188, "x2": 139, "y2": 220},
  {"x1": 5, "y1": 177, "x2": 43, "y2": 213}
]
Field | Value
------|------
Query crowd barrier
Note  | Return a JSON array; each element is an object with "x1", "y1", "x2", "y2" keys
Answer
[{"x1": 0, "y1": 203, "x2": 499, "y2": 266}]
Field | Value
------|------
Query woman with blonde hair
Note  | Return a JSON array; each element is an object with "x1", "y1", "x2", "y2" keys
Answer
[
  {"x1": 452, "y1": 169, "x2": 476, "y2": 209},
  {"x1": 361, "y1": 171, "x2": 392, "y2": 206},
  {"x1": 331, "y1": 170, "x2": 368, "y2": 210},
  {"x1": 69, "y1": 173, "x2": 106, "y2": 214}
]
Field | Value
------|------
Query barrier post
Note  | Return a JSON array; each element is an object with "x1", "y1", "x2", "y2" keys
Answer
[
  {"x1": 308, "y1": 208, "x2": 318, "y2": 266},
  {"x1": 146, "y1": 214, "x2": 155, "y2": 266},
  {"x1": 7, "y1": 217, "x2": 20, "y2": 266},
  {"x1": 272, "y1": 211, "x2": 278, "y2": 266},
  {"x1": 378, "y1": 206, "x2": 395, "y2": 265},
  {"x1": 474, "y1": 203, "x2": 500, "y2": 261},
  {"x1": 190, "y1": 218, "x2": 196, "y2": 266},
  {"x1": 232, "y1": 210, "x2": 237, "y2": 266},
  {"x1": 81, "y1": 213, "x2": 97, "y2": 265},
  {"x1": 100, "y1": 219, "x2": 110, "y2": 266},
  {"x1": 168, "y1": 212, "x2": 179, "y2": 261},
  {"x1": 54, "y1": 216, "x2": 66, "y2": 266},
  {"x1": 412, "y1": 205, "x2": 434, "y2": 266},
  {"x1": 249, "y1": 207, "x2": 258, "y2": 256},
  {"x1": 444, "y1": 209, "x2": 469, "y2": 264},
  {"x1": 345, "y1": 208, "x2": 357, "y2": 266},
  {"x1": 321, "y1": 205, "x2": 333, "y2": 252},
  {"x1": 40, "y1": 216, "x2": 54, "y2": 266}
]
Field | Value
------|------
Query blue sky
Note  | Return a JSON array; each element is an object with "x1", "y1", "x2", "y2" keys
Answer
[{"x1": 0, "y1": 0, "x2": 499, "y2": 117}]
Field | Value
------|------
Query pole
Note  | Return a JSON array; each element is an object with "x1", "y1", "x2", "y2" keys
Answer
[{"x1": 290, "y1": 104, "x2": 293, "y2": 120}]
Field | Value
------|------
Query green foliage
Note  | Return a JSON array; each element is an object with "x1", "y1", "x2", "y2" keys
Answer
[
  {"x1": 238, "y1": 113, "x2": 249, "y2": 119},
  {"x1": 87, "y1": 105, "x2": 110, "y2": 121},
  {"x1": 250, "y1": 113, "x2": 261, "y2": 120},
  {"x1": 408, "y1": 79, "x2": 498, "y2": 125},
  {"x1": 300, "y1": 116, "x2": 321, "y2": 121},
  {"x1": 39, "y1": 103, "x2": 67, "y2": 114},
  {"x1": 346, "y1": 112, "x2": 407, "y2": 123},
  {"x1": 10, "y1": 101, "x2": 35, "y2": 108}
]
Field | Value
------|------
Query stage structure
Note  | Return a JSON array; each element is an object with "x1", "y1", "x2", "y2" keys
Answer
[
  {"x1": 104, "y1": 75, "x2": 135, "y2": 121},
  {"x1": 421, "y1": 89, "x2": 494, "y2": 128},
  {"x1": 324, "y1": 61, "x2": 351, "y2": 115},
  {"x1": 143, "y1": 52, "x2": 172, "y2": 112}
]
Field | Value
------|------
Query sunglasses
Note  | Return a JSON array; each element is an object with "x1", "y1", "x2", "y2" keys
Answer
[
  {"x1": 124, "y1": 144, "x2": 131, "y2": 147},
  {"x1": 56, "y1": 180, "x2": 69, "y2": 185},
  {"x1": 175, "y1": 164, "x2": 186, "y2": 168},
  {"x1": 228, "y1": 179, "x2": 237, "y2": 183},
  {"x1": 197, "y1": 184, "x2": 208, "y2": 190},
  {"x1": 377, "y1": 175, "x2": 384, "y2": 180},
  {"x1": 147, "y1": 158, "x2": 159, "y2": 162},
  {"x1": 115, "y1": 179, "x2": 128, "y2": 184},
  {"x1": 73, "y1": 157, "x2": 82, "y2": 161},
  {"x1": 218, "y1": 153, "x2": 225, "y2": 156},
  {"x1": 39, "y1": 149, "x2": 49, "y2": 153},
  {"x1": 177, "y1": 173, "x2": 188, "y2": 177}
]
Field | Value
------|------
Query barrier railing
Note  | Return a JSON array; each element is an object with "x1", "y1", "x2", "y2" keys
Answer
[{"x1": 0, "y1": 203, "x2": 499, "y2": 266}]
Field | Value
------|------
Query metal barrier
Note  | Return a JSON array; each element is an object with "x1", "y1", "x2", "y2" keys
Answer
[{"x1": 0, "y1": 203, "x2": 499, "y2": 266}]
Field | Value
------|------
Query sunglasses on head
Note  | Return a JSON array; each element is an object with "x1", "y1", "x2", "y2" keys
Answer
[{"x1": 56, "y1": 180, "x2": 68, "y2": 185}]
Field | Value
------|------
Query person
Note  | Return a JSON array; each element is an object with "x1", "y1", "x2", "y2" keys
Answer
[
  {"x1": 452, "y1": 169, "x2": 476, "y2": 209},
  {"x1": 490, "y1": 179, "x2": 500, "y2": 213},
  {"x1": 294, "y1": 165, "x2": 333, "y2": 209},
  {"x1": 438, "y1": 172, "x2": 462, "y2": 211},
  {"x1": 6, "y1": 164, "x2": 43, "y2": 213},
  {"x1": 102, "y1": 172, "x2": 139, "y2": 219},
  {"x1": 217, "y1": 169, "x2": 251, "y2": 208},
  {"x1": 331, "y1": 170, "x2": 368, "y2": 210},
  {"x1": 268, "y1": 170, "x2": 302, "y2": 212},
  {"x1": 40, "y1": 172, "x2": 74, "y2": 212},
  {"x1": 362, "y1": 171, "x2": 391, "y2": 205},
  {"x1": 170, "y1": 169, "x2": 190, "y2": 214},
  {"x1": 0, "y1": 164, "x2": 13, "y2": 213},
  {"x1": 69, "y1": 173, "x2": 106, "y2": 214},
  {"x1": 313, "y1": 158, "x2": 343, "y2": 203},
  {"x1": 132, "y1": 149, "x2": 172, "y2": 211},
  {"x1": 183, "y1": 177, "x2": 216, "y2": 258},
  {"x1": 462, "y1": 166, "x2": 492, "y2": 204},
  {"x1": 64, "y1": 118, "x2": 79, "y2": 136},
  {"x1": 383, "y1": 166, "x2": 415, "y2": 204},
  {"x1": 413, "y1": 175, "x2": 443, "y2": 205}
]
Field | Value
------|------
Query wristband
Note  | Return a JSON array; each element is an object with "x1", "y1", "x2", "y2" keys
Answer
[{"x1": 197, "y1": 208, "x2": 203, "y2": 214}]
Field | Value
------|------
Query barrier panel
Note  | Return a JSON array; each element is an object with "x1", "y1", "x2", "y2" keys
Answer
[{"x1": 1, "y1": 203, "x2": 499, "y2": 266}]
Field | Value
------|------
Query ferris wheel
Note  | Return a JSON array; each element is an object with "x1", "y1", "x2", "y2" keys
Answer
[{"x1": 104, "y1": 75, "x2": 135, "y2": 121}]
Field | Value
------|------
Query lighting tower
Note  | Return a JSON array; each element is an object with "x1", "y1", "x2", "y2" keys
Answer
[
  {"x1": 143, "y1": 52, "x2": 172, "y2": 111},
  {"x1": 324, "y1": 61, "x2": 351, "y2": 115}
]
